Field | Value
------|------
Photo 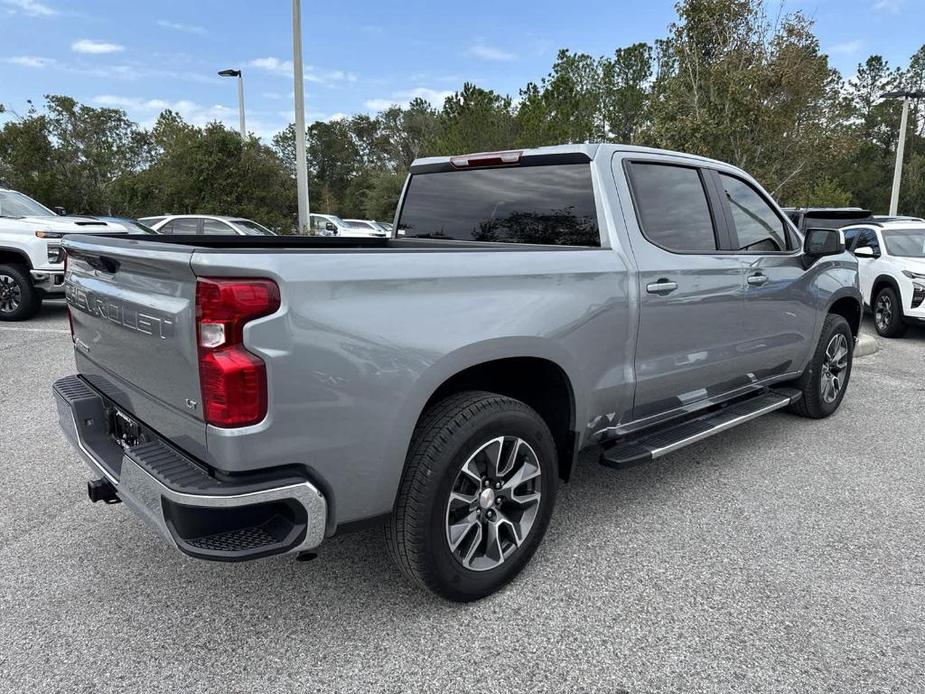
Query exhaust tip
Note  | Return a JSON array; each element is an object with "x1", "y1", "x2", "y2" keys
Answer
[{"x1": 87, "y1": 478, "x2": 120, "y2": 505}]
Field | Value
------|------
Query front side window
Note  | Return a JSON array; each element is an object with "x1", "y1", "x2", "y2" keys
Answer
[
  {"x1": 718, "y1": 174, "x2": 788, "y2": 252},
  {"x1": 855, "y1": 230, "x2": 881, "y2": 255},
  {"x1": 629, "y1": 163, "x2": 717, "y2": 252},
  {"x1": 842, "y1": 227, "x2": 863, "y2": 251},
  {"x1": 397, "y1": 164, "x2": 600, "y2": 246},
  {"x1": 882, "y1": 228, "x2": 925, "y2": 258}
]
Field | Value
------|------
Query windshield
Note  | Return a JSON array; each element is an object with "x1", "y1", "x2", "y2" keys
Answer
[
  {"x1": 397, "y1": 164, "x2": 600, "y2": 246},
  {"x1": 232, "y1": 219, "x2": 275, "y2": 236},
  {"x1": 883, "y1": 229, "x2": 925, "y2": 258},
  {"x1": 0, "y1": 190, "x2": 55, "y2": 217}
]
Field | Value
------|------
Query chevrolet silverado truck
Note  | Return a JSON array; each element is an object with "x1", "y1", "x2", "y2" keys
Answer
[
  {"x1": 0, "y1": 187, "x2": 131, "y2": 320},
  {"x1": 54, "y1": 144, "x2": 862, "y2": 601}
]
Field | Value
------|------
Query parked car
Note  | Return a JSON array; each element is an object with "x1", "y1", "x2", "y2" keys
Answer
[
  {"x1": 54, "y1": 144, "x2": 861, "y2": 601},
  {"x1": 343, "y1": 219, "x2": 390, "y2": 237},
  {"x1": 783, "y1": 207, "x2": 873, "y2": 232},
  {"x1": 97, "y1": 217, "x2": 159, "y2": 234},
  {"x1": 0, "y1": 187, "x2": 132, "y2": 320},
  {"x1": 141, "y1": 215, "x2": 276, "y2": 236},
  {"x1": 841, "y1": 220, "x2": 925, "y2": 337},
  {"x1": 308, "y1": 213, "x2": 367, "y2": 237}
]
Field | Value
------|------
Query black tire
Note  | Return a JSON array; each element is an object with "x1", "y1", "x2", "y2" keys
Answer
[
  {"x1": 386, "y1": 391, "x2": 558, "y2": 602},
  {"x1": 872, "y1": 286, "x2": 907, "y2": 338},
  {"x1": 0, "y1": 263, "x2": 41, "y2": 322},
  {"x1": 789, "y1": 313, "x2": 853, "y2": 419}
]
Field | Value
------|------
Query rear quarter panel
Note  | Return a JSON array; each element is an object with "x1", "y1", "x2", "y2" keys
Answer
[{"x1": 192, "y1": 247, "x2": 632, "y2": 526}]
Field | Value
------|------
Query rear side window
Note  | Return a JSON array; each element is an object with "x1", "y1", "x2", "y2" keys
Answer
[
  {"x1": 170, "y1": 218, "x2": 200, "y2": 234},
  {"x1": 397, "y1": 164, "x2": 600, "y2": 246},
  {"x1": 628, "y1": 163, "x2": 717, "y2": 252},
  {"x1": 718, "y1": 174, "x2": 789, "y2": 252},
  {"x1": 202, "y1": 219, "x2": 233, "y2": 235}
]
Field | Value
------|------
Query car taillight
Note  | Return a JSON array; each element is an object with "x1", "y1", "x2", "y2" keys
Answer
[{"x1": 195, "y1": 278, "x2": 280, "y2": 428}]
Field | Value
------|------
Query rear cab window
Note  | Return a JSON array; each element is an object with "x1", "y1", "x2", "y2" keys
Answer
[{"x1": 397, "y1": 161, "x2": 600, "y2": 247}]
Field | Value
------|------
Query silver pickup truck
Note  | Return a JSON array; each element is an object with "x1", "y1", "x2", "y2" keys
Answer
[{"x1": 54, "y1": 144, "x2": 862, "y2": 601}]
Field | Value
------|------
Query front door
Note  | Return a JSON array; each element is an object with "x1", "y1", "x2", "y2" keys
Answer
[
  {"x1": 711, "y1": 170, "x2": 817, "y2": 380},
  {"x1": 621, "y1": 160, "x2": 751, "y2": 423}
]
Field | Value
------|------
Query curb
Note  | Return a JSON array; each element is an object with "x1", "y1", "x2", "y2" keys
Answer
[{"x1": 855, "y1": 334, "x2": 879, "y2": 358}]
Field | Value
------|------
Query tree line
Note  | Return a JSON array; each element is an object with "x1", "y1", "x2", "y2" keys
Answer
[{"x1": 1, "y1": 0, "x2": 924, "y2": 232}]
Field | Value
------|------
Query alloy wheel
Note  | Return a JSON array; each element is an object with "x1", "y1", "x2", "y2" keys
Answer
[
  {"x1": 820, "y1": 333, "x2": 849, "y2": 404},
  {"x1": 0, "y1": 275, "x2": 22, "y2": 314},
  {"x1": 445, "y1": 435, "x2": 542, "y2": 572},
  {"x1": 875, "y1": 293, "x2": 893, "y2": 333}
]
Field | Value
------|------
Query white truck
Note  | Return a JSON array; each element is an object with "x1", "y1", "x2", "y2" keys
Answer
[{"x1": 0, "y1": 188, "x2": 130, "y2": 320}]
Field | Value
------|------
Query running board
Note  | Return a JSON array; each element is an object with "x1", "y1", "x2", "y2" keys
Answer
[{"x1": 599, "y1": 389, "x2": 800, "y2": 470}]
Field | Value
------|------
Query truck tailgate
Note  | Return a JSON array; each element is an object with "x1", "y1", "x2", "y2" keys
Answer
[{"x1": 63, "y1": 236, "x2": 207, "y2": 455}]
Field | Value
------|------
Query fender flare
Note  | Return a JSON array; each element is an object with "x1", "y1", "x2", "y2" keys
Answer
[
  {"x1": 870, "y1": 274, "x2": 902, "y2": 306},
  {"x1": 0, "y1": 245, "x2": 33, "y2": 269}
]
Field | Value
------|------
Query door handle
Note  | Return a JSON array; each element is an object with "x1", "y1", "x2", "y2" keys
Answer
[
  {"x1": 747, "y1": 273, "x2": 768, "y2": 286},
  {"x1": 646, "y1": 279, "x2": 678, "y2": 295}
]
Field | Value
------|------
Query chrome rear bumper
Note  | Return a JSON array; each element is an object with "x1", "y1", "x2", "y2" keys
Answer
[{"x1": 53, "y1": 375, "x2": 327, "y2": 561}]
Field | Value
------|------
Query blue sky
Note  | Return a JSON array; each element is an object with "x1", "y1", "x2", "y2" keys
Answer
[{"x1": 0, "y1": 0, "x2": 922, "y2": 141}]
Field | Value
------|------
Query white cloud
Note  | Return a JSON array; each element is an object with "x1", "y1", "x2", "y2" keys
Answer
[
  {"x1": 468, "y1": 43, "x2": 516, "y2": 62},
  {"x1": 365, "y1": 87, "x2": 454, "y2": 111},
  {"x1": 2, "y1": 0, "x2": 57, "y2": 16},
  {"x1": 5, "y1": 55, "x2": 56, "y2": 68},
  {"x1": 327, "y1": 112, "x2": 348, "y2": 122},
  {"x1": 248, "y1": 57, "x2": 358, "y2": 84},
  {"x1": 872, "y1": 0, "x2": 904, "y2": 12},
  {"x1": 156, "y1": 19, "x2": 205, "y2": 34},
  {"x1": 828, "y1": 39, "x2": 864, "y2": 55},
  {"x1": 72, "y1": 39, "x2": 125, "y2": 55}
]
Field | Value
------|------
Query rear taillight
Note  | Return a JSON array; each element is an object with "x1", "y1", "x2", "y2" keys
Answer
[{"x1": 195, "y1": 278, "x2": 280, "y2": 428}]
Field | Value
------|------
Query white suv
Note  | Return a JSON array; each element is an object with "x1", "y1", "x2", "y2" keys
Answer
[
  {"x1": 842, "y1": 221, "x2": 925, "y2": 337},
  {"x1": 0, "y1": 188, "x2": 129, "y2": 321}
]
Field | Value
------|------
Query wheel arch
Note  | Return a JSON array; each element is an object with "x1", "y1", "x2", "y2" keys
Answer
[
  {"x1": 827, "y1": 295, "x2": 862, "y2": 338},
  {"x1": 870, "y1": 274, "x2": 901, "y2": 307},
  {"x1": 0, "y1": 247, "x2": 33, "y2": 269},
  {"x1": 391, "y1": 339, "x2": 586, "y2": 495}
]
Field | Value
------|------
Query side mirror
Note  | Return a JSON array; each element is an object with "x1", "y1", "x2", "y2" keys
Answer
[
  {"x1": 803, "y1": 227, "x2": 844, "y2": 260},
  {"x1": 54, "y1": 206, "x2": 67, "y2": 216},
  {"x1": 325, "y1": 222, "x2": 337, "y2": 232},
  {"x1": 853, "y1": 246, "x2": 876, "y2": 258}
]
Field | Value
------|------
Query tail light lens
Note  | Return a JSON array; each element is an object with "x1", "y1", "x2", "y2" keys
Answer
[{"x1": 195, "y1": 278, "x2": 280, "y2": 428}]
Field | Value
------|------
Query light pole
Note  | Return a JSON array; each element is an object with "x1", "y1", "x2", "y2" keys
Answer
[
  {"x1": 218, "y1": 68, "x2": 246, "y2": 139},
  {"x1": 292, "y1": 0, "x2": 311, "y2": 232},
  {"x1": 881, "y1": 89, "x2": 925, "y2": 215}
]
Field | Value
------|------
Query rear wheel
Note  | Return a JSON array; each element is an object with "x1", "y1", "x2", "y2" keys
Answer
[
  {"x1": 873, "y1": 286, "x2": 907, "y2": 338},
  {"x1": 0, "y1": 264, "x2": 41, "y2": 322},
  {"x1": 386, "y1": 391, "x2": 558, "y2": 601},
  {"x1": 789, "y1": 313, "x2": 853, "y2": 419}
]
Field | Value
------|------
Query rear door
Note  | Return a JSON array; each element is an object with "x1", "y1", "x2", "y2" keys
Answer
[
  {"x1": 710, "y1": 170, "x2": 817, "y2": 380},
  {"x1": 63, "y1": 235, "x2": 207, "y2": 456},
  {"x1": 621, "y1": 159, "x2": 750, "y2": 422}
]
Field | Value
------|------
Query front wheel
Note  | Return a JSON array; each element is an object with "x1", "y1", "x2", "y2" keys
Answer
[
  {"x1": 0, "y1": 264, "x2": 41, "y2": 322},
  {"x1": 789, "y1": 313, "x2": 853, "y2": 419},
  {"x1": 873, "y1": 286, "x2": 907, "y2": 338},
  {"x1": 386, "y1": 391, "x2": 558, "y2": 601}
]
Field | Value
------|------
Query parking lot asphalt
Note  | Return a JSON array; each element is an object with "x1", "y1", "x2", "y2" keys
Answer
[{"x1": 1, "y1": 301, "x2": 923, "y2": 694}]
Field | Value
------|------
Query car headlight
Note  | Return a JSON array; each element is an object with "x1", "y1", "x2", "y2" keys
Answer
[
  {"x1": 901, "y1": 270, "x2": 925, "y2": 281},
  {"x1": 35, "y1": 231, "x2": 63, "y2": 239},
  {"x1": 47, "y1": 244, "x2": 64, "y2": 264}
]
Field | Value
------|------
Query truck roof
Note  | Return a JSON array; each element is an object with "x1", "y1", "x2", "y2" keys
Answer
[{"x1": 410, "y1": 143, "x2": 737, "y2": 171}]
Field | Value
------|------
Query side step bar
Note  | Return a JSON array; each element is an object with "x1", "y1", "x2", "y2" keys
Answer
[{"x1": 600, "y1": 389, "x2": 801, "y2": 470}]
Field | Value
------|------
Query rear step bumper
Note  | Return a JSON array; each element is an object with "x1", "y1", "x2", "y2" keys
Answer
[
  {"x1": 600, "y1": 389, "x2": 801, "y2": 469},
  {"x1": 53, "y1": 375, "x2": 327, "y2": 562}
]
